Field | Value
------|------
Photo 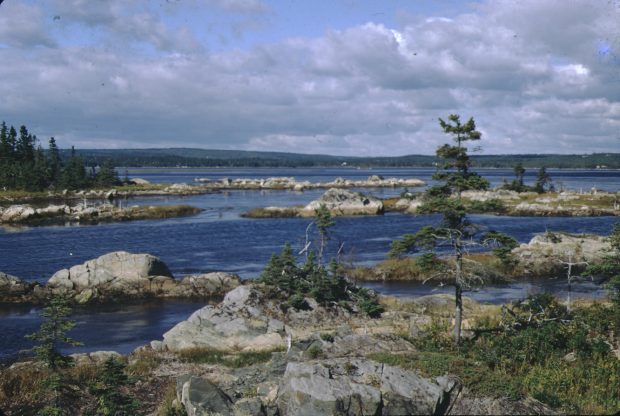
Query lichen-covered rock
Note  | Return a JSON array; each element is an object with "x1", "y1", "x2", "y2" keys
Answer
[{"x1": 162, "y1": 285, "x2": 287, "y2": 352}]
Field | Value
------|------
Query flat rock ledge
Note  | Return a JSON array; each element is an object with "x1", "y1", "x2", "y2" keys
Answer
[
  {"x1": 1, "y1": 251, "x2": 240, "y2": 304},
  {"x1": 243, "y1": 188, "x2": 385, "y2": 218}
]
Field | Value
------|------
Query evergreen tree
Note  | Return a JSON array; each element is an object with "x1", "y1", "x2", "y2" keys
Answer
[
  {"x1": 61, "y1": 146, "x2": 90, "y2": 190},
  {"x1": 514, "y1": 162, "x2": 525, "y2": 188},
  {"x1": 26, "y1": 295, "x2": 82, "y2": 414},
  {"x1": 48, "y1": 137, "x2": 62, "y2": 187},
  {"x1": 89, "y1": 357, "x2": 140, "y2": 415},
  {"x1": 314, "y1": 204, "x2": 335, "y2": 265},
  {"x1": 95, "y1": 159, "x2": 120, "y2": 188},
  {"x1": 434, "y1": 114, "x2": 489, "y2": 198},
  {"x1": 32, "y1": 145, "x2": 50, "y2": 191},
  {"x1": 391, "y1": 115, "x2": 512, "y2": 344},
  {"x1": 534, "y1": 166, "x2": 553, "y2": 193}
]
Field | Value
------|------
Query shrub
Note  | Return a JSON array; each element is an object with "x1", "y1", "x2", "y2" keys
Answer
[{"x1": 307, "y1": 344, "x2": 323, "y2": 359}]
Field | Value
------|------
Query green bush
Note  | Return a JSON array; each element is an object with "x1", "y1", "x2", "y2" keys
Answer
[
  {"x1": 307, "y1": 344, "x2": 323, "y2": 359},
  {"x1": 259, "y1": 245, "x2": 383, "y2": 317}
]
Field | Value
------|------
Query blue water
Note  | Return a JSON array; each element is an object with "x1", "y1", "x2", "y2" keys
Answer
[{"x1": 0, "y1": 168, "x2": 618, "y2": 362}]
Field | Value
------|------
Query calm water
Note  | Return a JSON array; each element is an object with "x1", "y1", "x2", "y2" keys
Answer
[{"x1": 1, "y1": 168, "x2": 618, "y2": 362}]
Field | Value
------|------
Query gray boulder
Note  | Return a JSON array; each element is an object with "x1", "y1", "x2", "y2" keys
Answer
[
  {"x1": 47, "y1": 251, "x2": 174, "y2": 297},
  {"x1": 177, "y1": 375, "x2": 234, "y2": 416},
  {"x1": 301, "y1": 188, "x2": 384, "y2": 217},
  {"x1": 276, "y1": 359, "x2": 459, "y2": 416},
  {"x1": 162, "y1": 285, "x2": 287, "y2": 352}
]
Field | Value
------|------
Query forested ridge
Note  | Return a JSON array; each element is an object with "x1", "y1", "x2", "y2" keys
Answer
[
  {"x1": 0, "y1": 121, "x2": 119, "y2": 191},
  {"x1": 69, "y1": 148, "x2": 620, "y2": 169}
]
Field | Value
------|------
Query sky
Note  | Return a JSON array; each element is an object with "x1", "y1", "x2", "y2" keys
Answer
[{"x1": 0, "y1": 0, "x2": 619, "y2": 156}]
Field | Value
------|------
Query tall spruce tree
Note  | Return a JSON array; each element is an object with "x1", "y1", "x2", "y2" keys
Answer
[
  {"x1": 391, "y1": 115, "x2": 510, "y2": 344},
  {"x1": 47, "y1": 137, "x2": 62, "y2": 188}
]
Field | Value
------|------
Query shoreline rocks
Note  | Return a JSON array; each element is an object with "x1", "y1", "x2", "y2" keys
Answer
[{"x1": 1, "y1": 251, "x2": 240, "y2": 304}]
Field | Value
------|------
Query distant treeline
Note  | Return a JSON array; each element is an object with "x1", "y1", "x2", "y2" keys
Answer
[
  {"x1": 0, "y1": 121, "x2": 119, "y2": 191},
  {"x1": 65, "y1": 148, "x2": 620, "y2": 169}
]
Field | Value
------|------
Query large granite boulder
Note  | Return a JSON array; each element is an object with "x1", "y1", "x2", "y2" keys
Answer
[
  {"x1": 276, "y1": 359, "x2": 459, "y2": 416},
  {"x1": 47, "y1": 251, "x2": 174, "y2": 300},
  {"x1": 162, "y1": 285, "x2": 287, "y2": 352},
  {"x1": 301, "y1": 188, "x2": 384, "y2": 217}
]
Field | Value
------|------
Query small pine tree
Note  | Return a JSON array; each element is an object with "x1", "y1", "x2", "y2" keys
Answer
[
  {"x1": 314, "y1": 204, "x2": 335, "y2": 264},
  {"x1": 534, "y1": 166, "x2": 553, "y2": 193},
  {"x1": 26, "y1": 295, "x2": 82, "y2": 414},
  {"x1": 89, "y1": 357, "x2": 140, "y2": 416}
]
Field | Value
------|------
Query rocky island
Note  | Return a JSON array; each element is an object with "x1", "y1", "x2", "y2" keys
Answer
[{"x1": 0, "y1": 203, "x2": 202, "y2": 226}]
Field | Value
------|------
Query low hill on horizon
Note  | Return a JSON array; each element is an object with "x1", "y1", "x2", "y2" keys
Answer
[{"x1": 59, "y1": 148, "x2": 620, "y2": 169}]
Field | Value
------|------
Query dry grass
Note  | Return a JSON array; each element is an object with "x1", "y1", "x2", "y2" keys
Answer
[{"x1": 128, "y1": 349, "x2": 163, "y2": 377}]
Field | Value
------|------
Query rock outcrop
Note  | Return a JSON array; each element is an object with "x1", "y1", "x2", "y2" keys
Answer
[
  {"x1": 276, "y1": 359, "x2": 459, "y2": 416},
  {"x1": 512, "y1": 232, "x2": 609, "y2": 276},
  {"x1": 162, "y1": 285, "x2": 287, "y2": 352},
  {"x1": 46, "y1": 251, "x2": 240, "y2": 303}
]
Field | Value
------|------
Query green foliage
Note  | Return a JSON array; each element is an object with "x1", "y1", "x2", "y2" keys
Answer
[
  {"x1": 390, "y1": 294, "x2": 620, "y2": 413},
  {"x1": 94, "y1": 159, "x2": 121, "y2": 188},
  {"x1": 320, "y1": 333, "x2": 335, "y2": 342},
  {"x1": 466, "y1": 198, "x2": 506, "y2": 213},
  {"x1": 415, "y1": 252, "x2": 443, "y2": 273},
  {"x1": 307, "y1": 344, "x2": 323, "y2": 359},
  {"x1": 88, "y1": 357, "x2": 140, "y2": 416},
  {"x1": 259, "y1": 245, "x2": 383, "y2": 317},
  {"x1": 26, "y1": 296, "x2": 82, "y2": 371},
  {"x1": 434, "y1": 114, "x2": 489, "y2": 196},
  {"x1": 534, "y1": 166, "x2": 554, "y2": 193},
  {"x1": 26, "y1": 295, "x2": 82, "y2": 414},
  {"x1": 480, "y1": 230, "x2": 519, "y2": 268}
]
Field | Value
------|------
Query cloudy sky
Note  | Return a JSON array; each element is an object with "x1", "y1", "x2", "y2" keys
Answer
[{"x1": 0, "y1": 0, "x2": 618, "y2": 155}]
